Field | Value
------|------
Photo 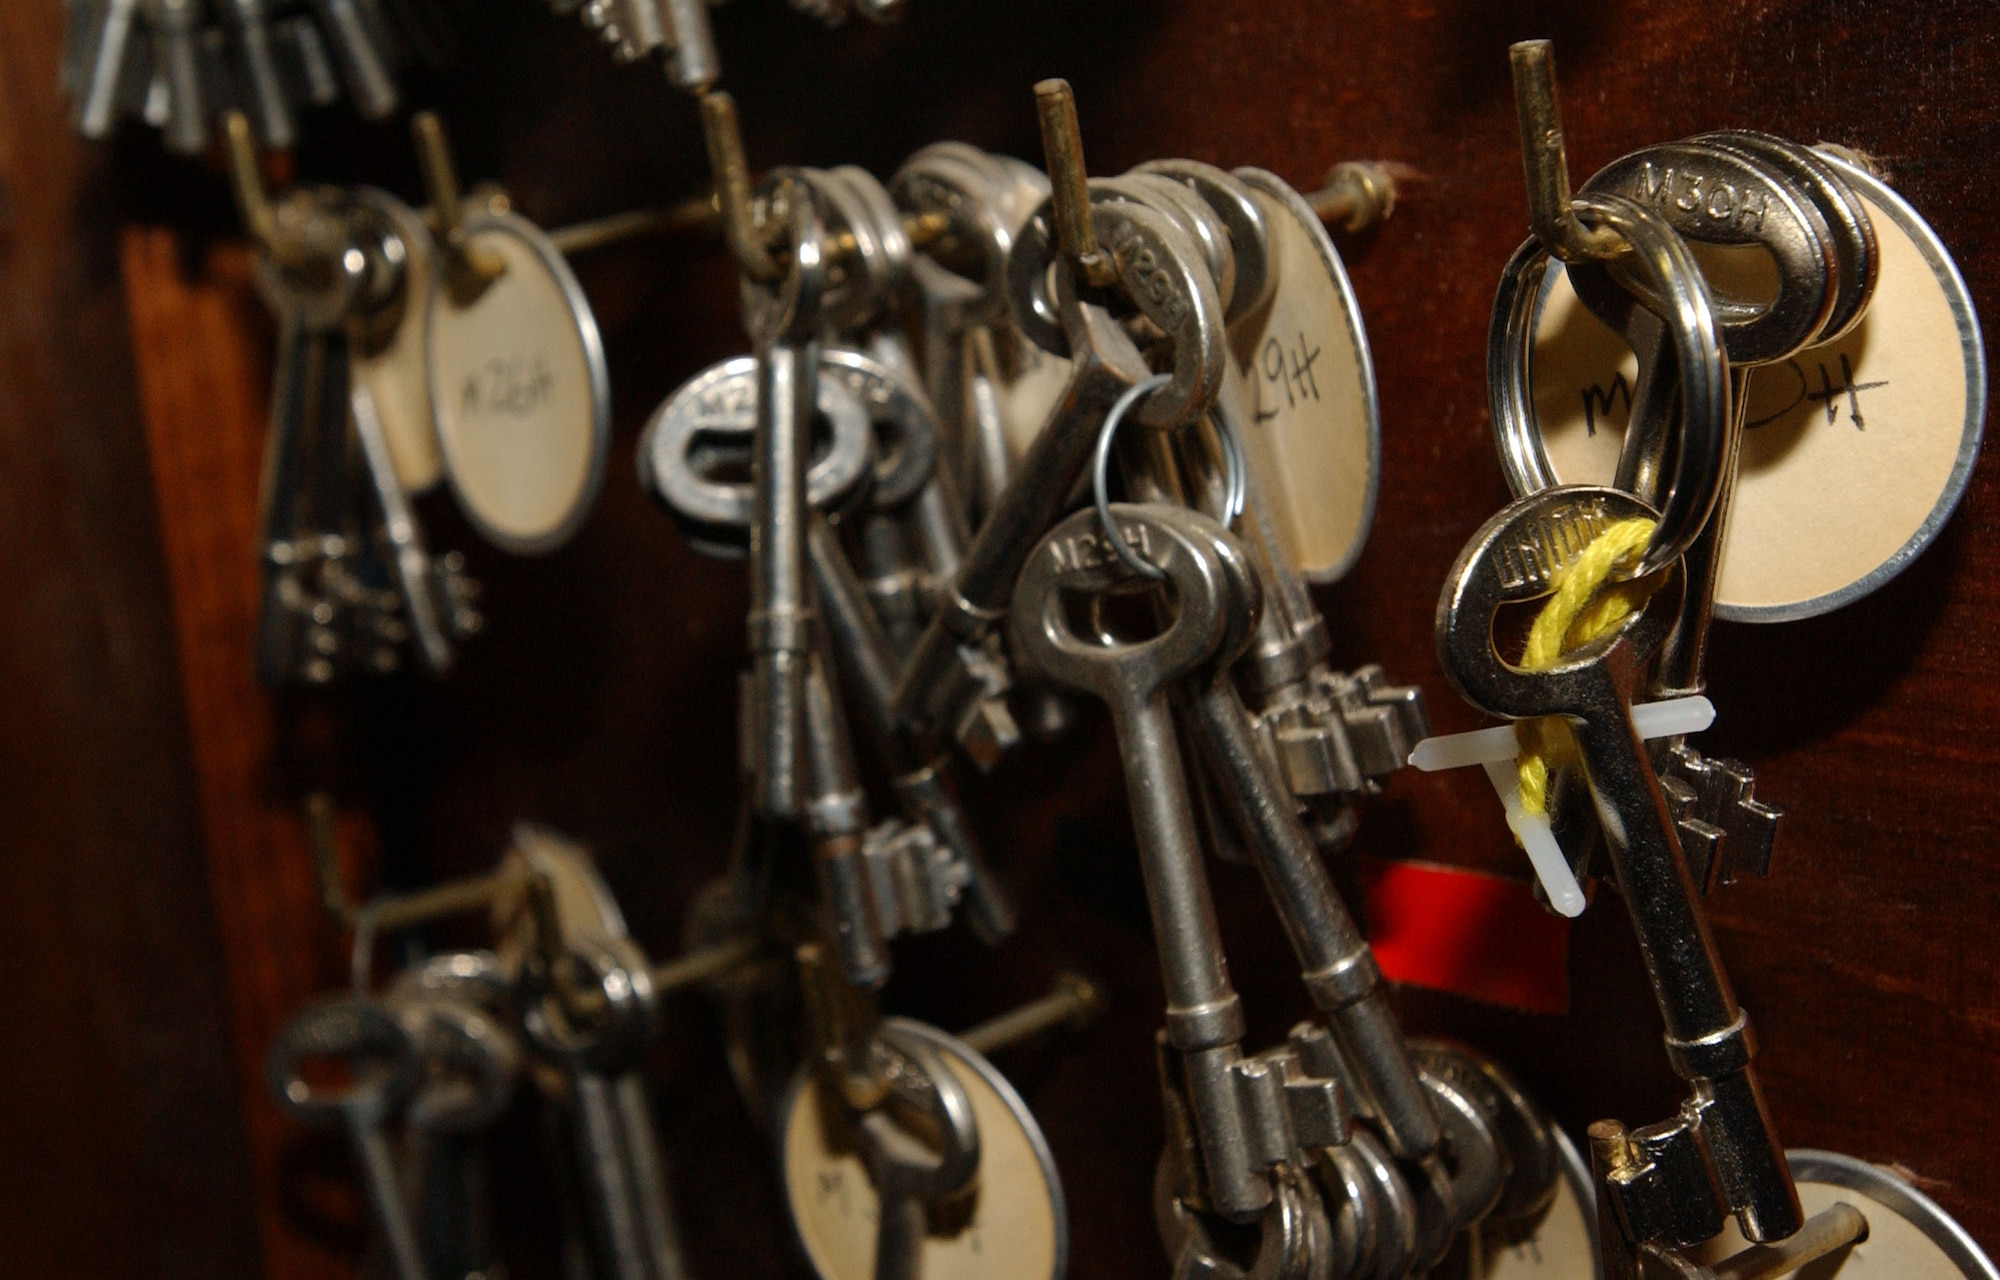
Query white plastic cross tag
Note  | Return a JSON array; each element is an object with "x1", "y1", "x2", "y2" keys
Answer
[{"x1": 1408, "y1": 696, "x2": 1716, "y2": 918}]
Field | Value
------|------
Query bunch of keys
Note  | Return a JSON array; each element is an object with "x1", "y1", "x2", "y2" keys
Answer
[
  {"x1": 64, "y1": 0, "x2": 455, "y2": 153},
  {"x1": 977, "y1": 84, "x2": 1563, "y2": 1274},
  {"x1": 231, "y1": 106, "x2": 612, "y2": 684},
  {"x1": 224, "y1": 111, "x2": 481, "y2": 685},
  {"x1": 551, "y1": 0, "x2": 719, "y2": 91},
  {"x1": 1422, "y1": 39, "x2": 1987, "y2": 1279}
]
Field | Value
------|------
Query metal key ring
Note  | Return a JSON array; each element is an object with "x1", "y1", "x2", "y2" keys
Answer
[
  {"x1": 1091, "y1": 373, "x2": 1246, "y2": 579},
  {"x1": 1489, "y1": 191, "x2": 1729, "y2": 578}
]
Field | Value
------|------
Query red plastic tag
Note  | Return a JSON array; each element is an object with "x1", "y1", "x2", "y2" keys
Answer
[{"x1": 1362, "y1": 857, "x2": 1572, "y2": 1015}]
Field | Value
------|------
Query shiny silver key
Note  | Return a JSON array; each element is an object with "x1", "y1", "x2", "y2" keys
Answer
[{"x1": 1435, "y1": 485, "x2": 1800, "y2": 1246}]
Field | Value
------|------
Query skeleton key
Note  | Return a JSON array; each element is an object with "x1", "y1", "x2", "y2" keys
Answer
[
  {"x1": 387, "y1": 981, "x2": 521, "y2": 1280},
  {"x1": 500, "y1": 830, "x2": 690, "y2": 1280},
  {"x1": 1012, "y1": 503, "x2": 1279, "y2": 1219},
  {"x1": 742, "y1": 173, "x2": 831, "y2": 822},
  {"x1": 524, "y1": 934, "x2": 689, "y2": 1280},
  {"x1": 856, "y1": 1030, "x2": 982, "y2": 1280},
  {"x1": 638, "y1": 351, "x2": 874, "y2": 558},
  {"x1": 223, "y1": 0, "x2": 298, "y2": 148},
  {"x1": 1164, "y1": 525, "x2": 1442, "y2": 1170},
  {"x1": 807, "y1": 514, "x2": 1017, "y2": 945},
  {"x1": 890, "y1": 147, "x2": 1021, "y2": 507},
  {"x1": 892, "y1": 197, "x2": 1225, "y2": 749},
  {"x1": 268, "y1": 996, "x2": 430, "y2": 1280},
  {"x1": 310, "y1": 0, "x2": 400, "y2": 120},
  {"x1": 801, "y1": 639, "x2": 895, "y2": 988},
  {"x1": 1436, "y1": 485, "x2": 1800, "y2": 1245},
  {"x1": 1566, "y1": 144, "x2": 1853, "y2": 886},
  {"x1": 251, "y1": 190, "x2": 377, "y2": 684},
  {"x1": 71, "y1": 0, "x2": 144, "y2": 139},
  {"x1": 147, "y1": 0, "x2": 208, "y2": 153}
]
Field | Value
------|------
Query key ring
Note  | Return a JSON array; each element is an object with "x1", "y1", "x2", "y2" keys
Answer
[
  {"x1": 1488, "y1": 191, "x2": 1729, "y2": 580},
  {"x1": 1092, "y1": 373, "x2": 1246, "y2": 579}
]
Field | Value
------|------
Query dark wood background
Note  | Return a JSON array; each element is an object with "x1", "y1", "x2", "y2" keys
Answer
[{"x1": 3, "y1": 0, "x2": 1996, "y2": 1275}]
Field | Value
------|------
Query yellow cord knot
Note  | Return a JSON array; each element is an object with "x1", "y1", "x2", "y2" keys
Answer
[{"x1": 1514, "y1": 517, "x2": 1664, "y2": 817}]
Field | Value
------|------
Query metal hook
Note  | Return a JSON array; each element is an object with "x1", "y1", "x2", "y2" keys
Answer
[
  {"x1": 1035, "y1": 78, "x2": 1119, "y2": 289},
  {"x1": 699, "y1": 90, "x2": 784, "y2": 284},
  {"x1": 1509, "y1": 40, "x2": 1628, "y2": 263},
  {"x1": 411, "y1": 110, "x2": 507, "y2": 302}
]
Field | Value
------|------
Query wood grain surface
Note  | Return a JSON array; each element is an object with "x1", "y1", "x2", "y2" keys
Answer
[{"x1": 10, "y1": 0, "x2": 1999, "y2": 1275}]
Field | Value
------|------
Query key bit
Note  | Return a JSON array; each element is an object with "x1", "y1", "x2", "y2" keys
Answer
[
  {"x1": 1332, "y1": 664, "x2": 1431, "y2": 778},
  {"x1": 1658, "y1": 744, "x2": 1781, "y2": 893}
]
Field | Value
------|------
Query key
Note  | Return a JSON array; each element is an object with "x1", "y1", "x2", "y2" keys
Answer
[
  {"x1": 250, "y1": 193, "x2": 375, "y2": 684},
  {"x1": 1169, "y1": 524, "x2": 1441, "y2": 1165},
  {"x1": 891, "y1": 148, "x2": 1020, "y2": 496},
  {"x1": 272, "y1": 13, "x2": 344, "y2": 108},
  {"x1": 524, "y1": 933, "x2": 688, "y2": 1280},
  {"x1": 741, "y1": 173, "x2": 830, "y2": 822},
  {"x1": 1011, "y1": 502, "x2": 1274, "y2": 1218},
  {"x1": 892, "y1": 197, "x2": 1225, "y2": 748},
  {"x1": 807, "y1": 514, "x2": 1016, "y2": 945},
  {"x1": 310, "y1": 0, "x2": 401, "y2": 120},
  {"x1": 1133, "y1": 160, "x2": 1277, "y2": 322},
  {"x1": 1564, "y1": 142, "x2": 1856, "y2": 885},
  {"x1": 71, "y1": 0, "x2": 143, "y2": 139},
  {"x1": 147, "y1": 0, "x2": 208, "y2": 153},
  {"x1": 854, "y1": 1029, "x2": 981, "y2": 1280},
  {"x1": 1436, "y1": 484, "x2": 1800, "y2": 1245},
  {"x1": 800, "y1": 638, "x2": 894, "y2": 988},
  {"x1": 268, "y1": 996, "x2": 429, "y2": 1280},
  {"x1": 387, "y1": 982, "x2": 522, "y2": 1280},
  {"x1": 223, "y1": 0, "x2": 298, "y2": 149},
  {"x1": 639, "y1": 351, "x2": 874, "y2": 557}
]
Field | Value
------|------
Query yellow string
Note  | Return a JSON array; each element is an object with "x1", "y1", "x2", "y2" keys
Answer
[{"x1": 1513, "y1": 517, "x2": 1664, "y2": 816}]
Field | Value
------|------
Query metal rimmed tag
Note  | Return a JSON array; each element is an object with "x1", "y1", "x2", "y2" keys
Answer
[
  {"x1": 427, "y1": 208, "x2": 610, "y2": 554},
  {"x1": 1474, "y1": 1127, "x2": 1599, "y2": 1277},
  {"x1": 1228, "y1": 167, "x2": 1381, "y2": 584},
  {"x1": 1691, "y1": 1149, "x2": 1999, "y2": 1279},
  {"x1": 1527, "y1": 156, "x2": 1984, "y2": 622},
  {"x1": 352, "y1": 188, "x2": 444, "y2": 494},
  {"x1": 780, "y1": 1018, "x2": 1067, "y2": 1280}
]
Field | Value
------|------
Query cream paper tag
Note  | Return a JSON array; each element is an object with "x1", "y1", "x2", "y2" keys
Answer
[
  {"x1": 354, "y1": 194, "x2": 443, "y2": 494},
  {"x1": 1530, "y1": 174, "x2": 1982, "y2": 622},
  {"x1": 782, "y1": 1023, "x2": 1062, "y2": 1280},
  {"x1": 428, "y1": 213, "x2": 608, "y2": 553},
  {"x1": 1229, "y1": 172, "x2": 1380, "y2": 583},
  {"x1": 993, "y1": 335, "x2": 1073, "y2": 464},
  {"x1": 1478, "y1": 1163, "x2": 1596, "y2": 1277},
  {"x1": 1692, "y1": 1177, "x2": 1971, "y2": 1278}
]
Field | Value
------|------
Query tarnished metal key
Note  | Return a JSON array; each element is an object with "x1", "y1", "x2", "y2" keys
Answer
[
  {"x1": 268, "y1": 996, "x2": 429, "y2": 1280},
  {"x1": 1011, "y1": 502, "x2": 1268, "y2": 1219},
  {"x1": 893, "y1": 198, "x2": 1224, "y2": 751}
]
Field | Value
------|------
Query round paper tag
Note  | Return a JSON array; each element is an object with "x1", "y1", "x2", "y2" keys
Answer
[
  {"x1": 353, "y1": 189, "x2": 444, "y2": 494},
  {"x1": 1528, "y1": 156, "x2": 1984, "y2": 621},
  {"x1": 781, "y1": 1018, "x2": 1066, "y2": 1280},
  {"x1": 1474, "y1": 1126, "x2": 1599, "y2": 1277},
  {"x1": 1691, "y1": 1149, "x2": 1998, "y2": 1279},
  {"x1": 1228, "y1": 168, "x2": 1381, "y2": 584},
  {"x1": 428, "y1": 210, "x2": 610, "y2": 554},
  {"x1": 992, "y1": 336, "x2": 1074, "y2": 464}
]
